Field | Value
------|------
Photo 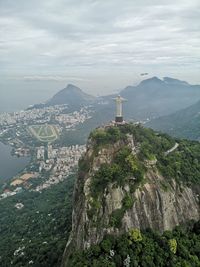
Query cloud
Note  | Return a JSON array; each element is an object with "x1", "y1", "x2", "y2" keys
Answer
[
  {"x1": 23, "y1": 75, "x2": 91, "y2": 82},
  {"x1": 0, "y1": 0, "x2": 200, "y2": 90}
]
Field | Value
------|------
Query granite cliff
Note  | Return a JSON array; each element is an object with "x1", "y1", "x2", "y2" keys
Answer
[{"x1": 62, "y1": 124, "x2": 200, "y2": 266}]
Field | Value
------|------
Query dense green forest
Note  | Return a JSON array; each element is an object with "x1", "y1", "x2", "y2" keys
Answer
[
  {"x1": 0, "y1": 175, "x2": 75, "y2": 267},
  {"x1": 69, "y1": 222, "x2": 200, "y2": 267}
]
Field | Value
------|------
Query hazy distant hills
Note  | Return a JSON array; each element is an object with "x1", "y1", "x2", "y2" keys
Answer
[
  {"x1": 50, "y1": 77, "x2": 200, "y2": 145},
  {"x1": 29, "y1": 84, "x2": 96, "y2": 110},
  {"x1": 120, "y1": 77, "x2": 200, "y2": 120},
  {"x1": 46, "y1": 84, "x2": 96, "y2": 108},
  {"x1": 31, "y1": 76, "x2": 200, "y2": 124},
  {"x1": 147, "y1": 100, "x2": 200, "y2": 140},
  {"x1": 90, "y1": 76, "x2": 200, "y2": 123}
]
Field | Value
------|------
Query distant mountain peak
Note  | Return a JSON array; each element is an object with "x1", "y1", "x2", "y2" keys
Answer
[
  {"x1": 46, "y1": 84, "x2": 95, "y2": 107},
  {"x1": 163, "y1": 77, "x2": 189, "y2": 86},
  {"x1": 150, "y1": 76, "x2": 162, "y2": 81},
  {"x1": 138, "y1": 76, "x2": 190, "y2": 87},
  {"x1": 65, "y1": 84, "x2": 81, "y2": 90},
  {"x1": 139, "y1": 76, "x2": 163, "y2": 86}
]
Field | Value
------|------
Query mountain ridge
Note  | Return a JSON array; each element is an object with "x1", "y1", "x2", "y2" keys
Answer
[
  {"x1": 119, "y1": 77, "x2": 200, "y2": 120},
  {"x1": 147, "y1": 99, "x2": 200, "y2": 140},
  {"x1": 62, "y1": 123, "x2": 200, "y2": 266},
  {"x1": 30, "y1": 77, "x2": 200, "y2": 121}
]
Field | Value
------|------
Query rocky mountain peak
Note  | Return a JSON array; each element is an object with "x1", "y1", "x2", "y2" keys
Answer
[
  {"x1": 139, "y1": 76, "x2": 163, "y2": 86},
  {"x1": 163, "y1": 77, "x2": 189, "y2": 86},
  {"x1": 65, "y1": 84, "x2": 82, "y2": 91},
  {"x1": 62, "y1": 123, "x2": 200, "y2": 266},
  {"x1": 46, "y1": 83, "x2": 95, "y2": 107}
]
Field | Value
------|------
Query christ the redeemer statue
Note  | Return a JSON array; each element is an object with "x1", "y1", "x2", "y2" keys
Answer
[{"x1": 113, "y1": 95, "x2": 126, "y2": 123}]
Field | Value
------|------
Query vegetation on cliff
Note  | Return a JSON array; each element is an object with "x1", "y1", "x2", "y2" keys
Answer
[
  {"x1": 81, "y1": 123, "x2": 200, "y2": 229},
  {"x1": 89, "y1": 123, "x2": 200, "y2": 186},
  {"x1": 63, "y1": 123, "x2": 200, "y2": 266},
  {"x1": 69, "y1": 221, "x2": 200, "y2": 267}
]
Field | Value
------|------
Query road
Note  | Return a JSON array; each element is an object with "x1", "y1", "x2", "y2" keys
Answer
[{"x1": 164, "y1": 142, "x2": 179, "y2": 156}]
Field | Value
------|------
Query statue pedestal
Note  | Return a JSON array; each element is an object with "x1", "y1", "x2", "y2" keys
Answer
[{"x1": 115, "y1": 116, "x2": 123, "y2": 123}]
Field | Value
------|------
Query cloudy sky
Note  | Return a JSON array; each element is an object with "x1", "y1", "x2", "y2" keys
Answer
[{"x1": 1, "y1": 0, "x2": 200, "y2": 94}]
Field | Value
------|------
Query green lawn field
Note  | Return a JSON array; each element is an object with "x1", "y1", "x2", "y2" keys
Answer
[{"x1": 28, "y1": 124, "x2": 59, "y2": 143}]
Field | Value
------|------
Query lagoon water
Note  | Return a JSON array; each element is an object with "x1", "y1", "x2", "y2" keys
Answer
[
  {"x1": 0, "y1": 80, "x2": 67, "y2": 180},
  {"x1": 0, "y1": 142, "x2": 30, "y2": 181},
  {"x1": 0, "y1": 80, "x2": 62, "y2": 181}
]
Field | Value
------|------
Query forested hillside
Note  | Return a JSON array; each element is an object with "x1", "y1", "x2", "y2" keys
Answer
[
  {"x1": 69, "y1": 222, "x2": 200, "y2": 267},
  {"x1": 0, "y1": 175, "x2": 75, "y2": 267}
]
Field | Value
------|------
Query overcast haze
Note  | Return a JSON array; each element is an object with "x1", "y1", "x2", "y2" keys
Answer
[{"x1": 1, "y1": 0, "x2": 200, "y2": 95}]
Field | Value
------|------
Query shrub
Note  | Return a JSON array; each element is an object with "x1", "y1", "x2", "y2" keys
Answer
[
  {"x1": 122, "y1": 194, "x2": 134, "y2": 210},
  {"x1": 168, "y1": 238, "x2": 177, "y2": 254},
  {"x1": 109, "y1": 209, "x2": 125, "y2": 228},
  {"x1": 129, "y1": 228, "x2": 143, "y2": 242}
]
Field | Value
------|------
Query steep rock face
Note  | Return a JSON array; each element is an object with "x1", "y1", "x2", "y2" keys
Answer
[
  {"x1": 125, "y1": 171, "x2": 199, "y2": 231},
  {"x1": 62, "y1": 125, "x2": 200, "y2": 266}
]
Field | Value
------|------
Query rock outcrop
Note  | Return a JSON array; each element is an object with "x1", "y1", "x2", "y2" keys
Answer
[{"x1": 62, "y1": 124, "x2": 200, "y2": 266}]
